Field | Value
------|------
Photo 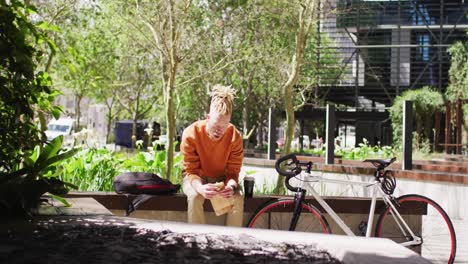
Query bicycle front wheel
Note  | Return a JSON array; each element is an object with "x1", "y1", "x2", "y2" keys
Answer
[
  {"x1": 247, "y1": 198, "x2": 331, "y2": 233},
  {"x1": 375, "y1": 194, "x2": 456, "y2": 264}
]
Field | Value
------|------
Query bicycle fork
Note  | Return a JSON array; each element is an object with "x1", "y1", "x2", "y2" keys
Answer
[{"x1": 289, "y1": 189, "x2": 307, "y2": 231}]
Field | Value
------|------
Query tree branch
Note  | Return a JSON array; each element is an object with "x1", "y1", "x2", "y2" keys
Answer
[{"x1": 179, "y1": 55, "x2": 259, "y2": 86}]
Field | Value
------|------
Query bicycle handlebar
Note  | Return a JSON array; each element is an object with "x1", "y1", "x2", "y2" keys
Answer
[
  {"x1": 275, "y1": 153, "x2": 300, "y2": 177},
  {"x1": 275, "y1": 153, "x2": 303, "y2": 192}
]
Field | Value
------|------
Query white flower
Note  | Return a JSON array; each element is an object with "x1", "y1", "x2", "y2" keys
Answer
[{"x1": 136, "y1": 140, "x2": 144, "y2": 148}]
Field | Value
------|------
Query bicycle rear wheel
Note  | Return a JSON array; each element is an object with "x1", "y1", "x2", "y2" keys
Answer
[
  {"x1": 247, "y1": 198, "x2": 331, "y2": 233},
  {"x1": 375, "y1": 194, "x2": 456, "y2": 264}
]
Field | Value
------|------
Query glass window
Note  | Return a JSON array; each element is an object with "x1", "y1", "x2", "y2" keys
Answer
[{"x1": 416, "y1": 34, "x2": 430, "y2": 62}]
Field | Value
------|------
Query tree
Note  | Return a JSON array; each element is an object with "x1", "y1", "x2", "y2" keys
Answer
[
  {"x1": 31, "y1": 0, "x2": 83, "y2": 72},
  {"x1": 275, "y1": 0, "x2": 319, "y2": 194},
  {"x1": 35, "y1": 0, "x2": 123, "y2": 141},
  {"x1": 447, "y1": 41, "x2": 468, "y2": 145},
  {"x1": 128, "y1": 0, "x2": 193, "y2": 180},
  {"x1": 114, "y1": 53, "x2": 158, "y2": 148},
  {"x1": 87, "y1": 29, "x2": 121, "y2": 143},
  {"x1": 389, "y1": 86, "x2": 444, "y2": 149},
  {"x1": 49, "y1": 5, "x2": 102, "y2": 128},
  {"x1": 131, "y1": 0, "x2": 251, "y2": 180}
]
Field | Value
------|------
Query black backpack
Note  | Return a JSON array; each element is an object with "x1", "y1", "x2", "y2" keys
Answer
[{"x1": 113, "y1": 172, "x2": 180, "y2": 216}]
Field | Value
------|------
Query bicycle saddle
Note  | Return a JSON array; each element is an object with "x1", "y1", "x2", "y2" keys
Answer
[{"x1": 363, "y1": 157, "x2": 396, "y2": 168}]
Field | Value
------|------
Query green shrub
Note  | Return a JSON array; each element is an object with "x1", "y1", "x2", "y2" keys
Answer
[
  {"x1": 58, "y1": 146, "x2": 184, "y2": 192},
  {"x1": 295, "y1": 139, "x2": 395, "y2": 160},
  {"x1": 0, "y1": 1, "x2": 72, "y2": 217},
  {"x1": 389, "y1": 87, "x2": 444, "y2": 149},
  {"x1": 335, "y1": 138, "x2": 395, "y2": 160},
  {"x1": 60, "y1": 148, "x2": 118, "y2": 191}
]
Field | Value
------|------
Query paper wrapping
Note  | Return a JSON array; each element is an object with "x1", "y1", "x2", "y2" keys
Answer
[{"x1": 210, "y1": 195, "x2": 234, "y2": 216}]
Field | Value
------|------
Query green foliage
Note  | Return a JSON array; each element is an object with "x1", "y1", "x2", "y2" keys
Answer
[
  {"x1": 335, "y1": 138, "x2": 395, "y2": 161},
  {"x1": 389, "y1": 86, "x2": 444, "y2": 148},
  {"x1": 447, "y1": 41, "x2": 468, "y2": 127},
  {"x1": 301, "y1": 147, "x2": 326, "y2": 156},
  {"x1": 300, "y1": 32, "x2": 346, "y2": 106},
  {"x1": 0, "y1": 1, "x2": 74, "y2": 217},
  {"x1": 59, "y1": 147, "x2": 117, "y2": 191},
  {"x1": 18, "y1": 136, "x2": 79, "y2": 183},
  {"x1": 0, "y1": 136, "x2": 79, "y2": 216},
  {"x1": 447, "y1": 41, "x2": 468, "y2": 101},
  {"x1": 119, "y1": 147, "x2": 184, "y2": 185},
  {"x1": 412, "y1": 132, "x2": 431, "y2": 156},
  {"x1": 298, "y1": 138, "x2": 395, "y2": 160},
  {"x1": 58, "y1": 146, "x2": 184, "y2": 192},
  {"x1": 0, "y1": 0, "x2": 61, "y2": 172}
]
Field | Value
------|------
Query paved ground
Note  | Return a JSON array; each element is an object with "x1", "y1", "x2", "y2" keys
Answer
[{"x1": 453, "y1": 218, "x2": 468, "y2": 264}]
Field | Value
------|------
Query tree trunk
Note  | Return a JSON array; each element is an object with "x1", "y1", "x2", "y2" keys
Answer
[
  {"x1": 75, "y1": 94, "x2": 82, "y2": 129},
  {"x1": 132, "y1": 113, "x2": 138, "y2": 149},
  {"x1": 165, "y1": 62, "x2": 177, "y2": 181},
  {"x1": 104, "y1": 98, "x2": 115, "y2": 144},
  {"x1": 131, "y1": 93, "x2": 141, "y2": 149},
  {"x1": 105, "y1": 105, "x2": 113, "y2": 144},
  {"x1": 242, "y1": 99, "x2": 250, "y2": 149},
  {"x1": 258, "y1": 121, "x2": 264, "y2": 148},
  {"x1": 274, "y1": 0, "x2": 318, "y2": 194},
  {"x1": 164, "y1": 0, "x2": 180, "y2": 181}
]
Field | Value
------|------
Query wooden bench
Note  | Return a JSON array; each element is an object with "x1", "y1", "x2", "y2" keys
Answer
[
  {"x1": 64, "y1": 192, "x2": 426, "y2": 235},
  {"x1": 65, "y1": 192, "x2": 426, "y2": 214}
]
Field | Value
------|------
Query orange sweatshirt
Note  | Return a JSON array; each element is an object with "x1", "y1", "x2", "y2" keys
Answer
[{"x1": 181, "y1": 120, "x2": 243, "y2": 184}]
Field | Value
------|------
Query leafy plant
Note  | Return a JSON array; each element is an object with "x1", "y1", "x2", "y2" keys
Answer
[
  {"x1": 120, "y1": 142, "x2": 184, "y2": 184},
  {"x1": 60, "y1": 147, "x2": 118, "y2": 191},
  {"x1": 0, "y1": 1, "x2": 74, "y2": 218},
  {"x1": 296, "y1": 139, "x2": 395, "y2": 160},
  {"x1": 0, "y1": 136, "x2": 79, "y2": 217},
  {"x1": 335, "y1": 138, "x2": 395, "y2": 160},
  {"x1": 58, "y1": 144, "x2": 184, "y2": 192},
  {"x1": 0, "y1": 0, "x2": 61, "y2": 173},
  {"x1": 302, "y1": 147, "x2": 326, "y2": 156}
]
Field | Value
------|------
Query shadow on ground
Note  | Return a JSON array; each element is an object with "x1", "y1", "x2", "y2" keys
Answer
[{"x1": 0, "y1": 217, "x2": 342, "y2": 264}]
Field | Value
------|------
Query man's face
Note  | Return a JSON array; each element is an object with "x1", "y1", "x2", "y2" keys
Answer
[{"x1": 206, "y1": 110, "x2": 231, "y2": 141}]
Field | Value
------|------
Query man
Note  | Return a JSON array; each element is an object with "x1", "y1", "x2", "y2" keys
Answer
[{"x1": 180, "y1": 85, "x2": 244, "y2": 226}]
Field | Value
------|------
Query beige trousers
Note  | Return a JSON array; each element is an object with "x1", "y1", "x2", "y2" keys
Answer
[{"x1": 182, "y1": 176, "x2": 244, "y2": 227}]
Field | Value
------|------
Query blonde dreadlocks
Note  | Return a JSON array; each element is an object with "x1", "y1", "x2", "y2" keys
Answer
[{"x1": 209, "y1": 84, "x2": 236, "y2": 116}]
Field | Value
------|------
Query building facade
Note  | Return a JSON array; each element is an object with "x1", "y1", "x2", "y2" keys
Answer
[{"x1": 302, "y1": 0, "x2": 467, "y2": 147}]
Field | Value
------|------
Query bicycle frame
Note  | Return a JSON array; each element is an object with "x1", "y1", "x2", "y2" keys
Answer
[{"x1": 296, "y1": 170, "x2": 422, "y2": 245}]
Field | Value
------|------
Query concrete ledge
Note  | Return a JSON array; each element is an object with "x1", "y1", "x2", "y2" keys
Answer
[
  {"x1": 1, "y1": 214, "x2": 431, "y2": 264},
  {"x1": 132, "y1": 217, "x2": 432, "y2": 264},
  {"x1": 34, "y1": 197, "x2": 113, "y2": 216}
]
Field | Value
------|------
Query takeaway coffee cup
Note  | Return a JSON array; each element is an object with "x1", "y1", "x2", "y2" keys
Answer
[{"x1": 243, "y1": 176, "x2": 255, "y2": 198}]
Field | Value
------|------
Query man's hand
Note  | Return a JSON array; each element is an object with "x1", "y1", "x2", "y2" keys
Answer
[
  {"x1": 218, "y1": 178, "x2": 238, "y2": 198},
  {"x1": 192, "y1": 180, "x2": 219, "y2": 199},
  {"x1": 217, "y1": 185, "x2": 235, "y2": 198},
  {"x1": 191, "y1": 179, "x2": 237, "y2": 199}
]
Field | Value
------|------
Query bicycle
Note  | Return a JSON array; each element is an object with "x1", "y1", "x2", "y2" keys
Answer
[{"x1": 246, "y1": 153, "x2": 457, "y2": 264}]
